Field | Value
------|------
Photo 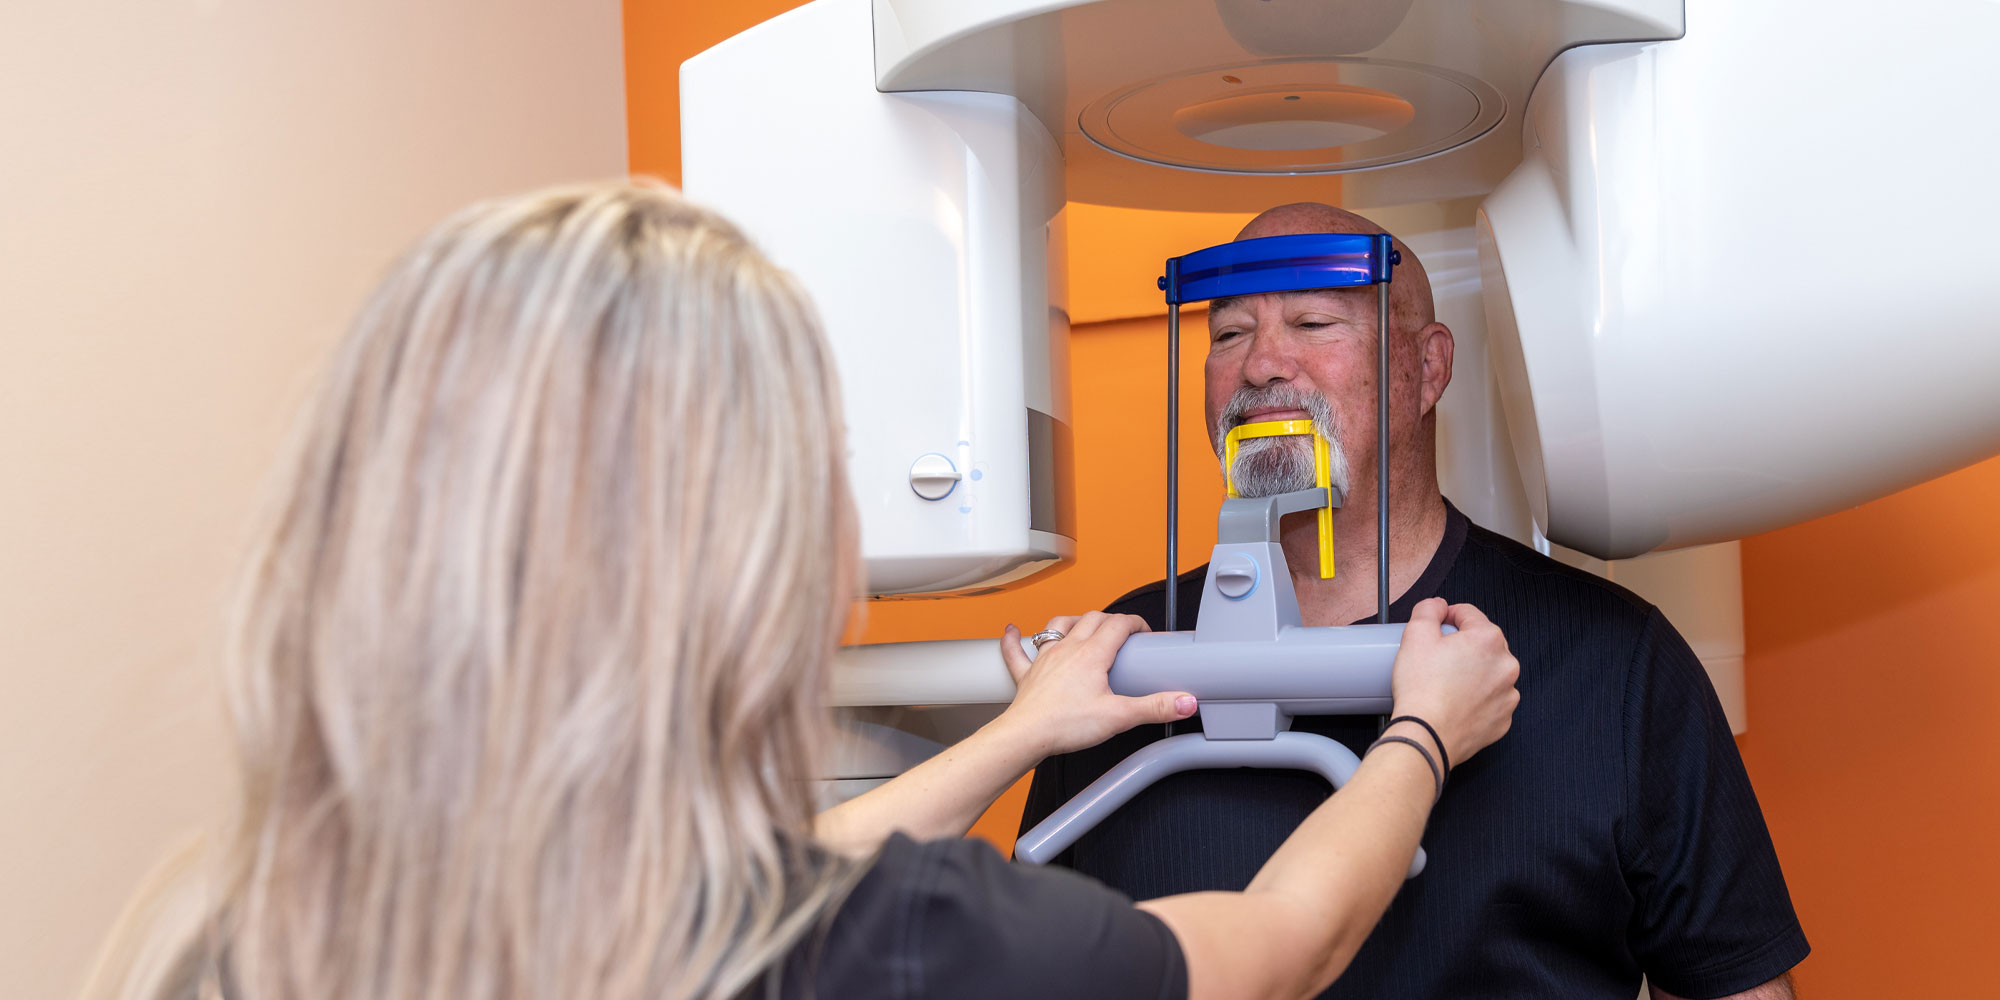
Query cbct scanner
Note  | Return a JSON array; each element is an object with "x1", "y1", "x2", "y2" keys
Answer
[{"x1": 681, "y1": 0, "x2": 2000, "y2": 832}]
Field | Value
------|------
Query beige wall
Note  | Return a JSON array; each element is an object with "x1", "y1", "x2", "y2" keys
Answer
[{"x1": 0, "y1": 3, "x2": 627, "y2": 994}]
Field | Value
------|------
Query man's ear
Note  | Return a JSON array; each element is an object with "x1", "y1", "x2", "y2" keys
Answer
[{"x1": 1418, "y1": 322, "x2": 1454, "y2": 416}]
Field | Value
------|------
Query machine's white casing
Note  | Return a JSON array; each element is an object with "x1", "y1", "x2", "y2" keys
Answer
[
  {"x1": 688, "y1": 0, "x2": 2000, "y2": 744},
  {"x1": 1481, "y1": 0, "x2": 2000, "y2": 558},
  {"x1": 682, "y1": 0, "x2": 1075, "y2": 596},
  {"x1": 692, "y1": 0, "x2": 2000, "y2": 585}
]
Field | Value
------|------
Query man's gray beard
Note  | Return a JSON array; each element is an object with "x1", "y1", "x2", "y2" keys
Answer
[
  {"x1": 1213, "y1": 388, "x2": 1352, "y2": 500},
  {"x1": 1230, "y1": 438, "x2": 1322, "y2": 498}
]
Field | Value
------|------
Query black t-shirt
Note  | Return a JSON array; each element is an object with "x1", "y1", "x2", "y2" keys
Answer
[
  {"x1": 785, "y1": 832, "x2": 1187, "y2": 1000},
  {"x1": 1019, "y1": 501, "x2": 1809, "y2": 999}
]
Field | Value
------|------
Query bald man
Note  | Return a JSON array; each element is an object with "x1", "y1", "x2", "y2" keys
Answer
[{"x1": 1020, "y1": 205, "x2": 1808, "y2": 999}]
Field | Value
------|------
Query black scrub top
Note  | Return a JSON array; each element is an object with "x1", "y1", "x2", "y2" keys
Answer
[{"x1": 785, "y1": 832, "x2": 1188, "y2": 1000}]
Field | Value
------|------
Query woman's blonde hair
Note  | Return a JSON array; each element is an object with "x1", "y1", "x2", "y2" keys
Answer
[{"x1": 86, "y1": 180, "x2": 860, "y2": 1000}]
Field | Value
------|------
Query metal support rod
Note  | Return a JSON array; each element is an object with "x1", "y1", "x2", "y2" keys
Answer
[
  {"x1": 1166, "y1": 304, "x2": 1180, "y2": 633},
  {"x1": 1377, "y1": 281, "x2": 1391, "y2": 624}
]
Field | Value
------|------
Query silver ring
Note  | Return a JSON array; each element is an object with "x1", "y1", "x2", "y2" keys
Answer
[{"x1": 1029, "y1": 628, "x2": 1066, "y2": 650}]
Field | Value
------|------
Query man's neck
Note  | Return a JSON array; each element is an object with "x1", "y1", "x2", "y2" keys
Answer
[{"x1": 1278, "y1": 487, "x2": 1448, "y2": 627}]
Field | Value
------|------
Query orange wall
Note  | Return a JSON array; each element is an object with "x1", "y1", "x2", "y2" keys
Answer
[
  {"x1": 622, "y1": 0, "x2": 793, "y2": 187},
  {"x1": 628, "y1": 4, "x2": 2000, "y2": 984},
  {"x1": 1738, "y1": 455, "x2": 2000, "y2": 996}
]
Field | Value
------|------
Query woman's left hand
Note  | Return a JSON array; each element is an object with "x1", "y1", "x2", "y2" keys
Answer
[{"x1": 997, "y1": 612, "x2": 1197, "y2": 757}]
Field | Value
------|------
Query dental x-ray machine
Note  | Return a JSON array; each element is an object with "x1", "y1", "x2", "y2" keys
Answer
[{"x1": 680, "y1": 0, "x2": 2000, "y2": 836}]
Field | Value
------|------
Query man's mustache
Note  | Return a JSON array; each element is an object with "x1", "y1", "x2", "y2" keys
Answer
[{"x1": 1215, "y1": 387, "x2": 1338, "y2": 446}]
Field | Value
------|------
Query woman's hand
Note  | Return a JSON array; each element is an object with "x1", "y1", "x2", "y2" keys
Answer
[
  {"x1": 1388, "y1": 597, "x2": 1520, "y2": 768},
  {"x1": 996, "y1": 612, "x2": 1197, "y2": 758}
]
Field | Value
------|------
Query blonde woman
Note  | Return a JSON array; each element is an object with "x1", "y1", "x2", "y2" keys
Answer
[{"x1": 85, "y1": 181, "x2": 1518, "y2": 1000}]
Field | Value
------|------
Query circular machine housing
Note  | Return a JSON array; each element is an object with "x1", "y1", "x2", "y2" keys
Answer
[
  {"x1": 1079, "y1": 58, "x2": 1503, "y2": 176},
  {"x1": 872, "y1": 0, "x2": 1684, "y2": 212}
]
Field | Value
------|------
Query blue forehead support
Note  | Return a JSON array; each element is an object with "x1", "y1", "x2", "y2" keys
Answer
[
  {"x1": 1152, "y1": 231, "x2": 1402, "y2": 633},
  {"x1": 1158, "y1": 232, "x2": 1400, "y2": 305}
]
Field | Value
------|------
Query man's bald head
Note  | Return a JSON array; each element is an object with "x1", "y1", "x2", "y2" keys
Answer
[{"x1": 1234, "y1": 202, "x2": 1436, "y2": 335}]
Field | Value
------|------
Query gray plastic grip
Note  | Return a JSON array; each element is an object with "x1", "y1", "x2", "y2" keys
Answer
[
  {"x1": 1014, "y1": 731, "x2": 1426, "y2": 878},
  {"x1": 1109, "y1": 623, "x2": 1415, "y2": 717}
]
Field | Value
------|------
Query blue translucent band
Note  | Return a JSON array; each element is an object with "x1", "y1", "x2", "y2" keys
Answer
[{"x1": 1158, "y1": 233, "x2": 1400, "y2": 305}]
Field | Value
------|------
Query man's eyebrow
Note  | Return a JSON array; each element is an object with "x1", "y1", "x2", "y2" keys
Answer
[{"x1": 1207, "y1": 295, "x2": 1242, "y2": 315}]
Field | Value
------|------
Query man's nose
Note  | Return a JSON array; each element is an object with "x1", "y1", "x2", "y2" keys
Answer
[{"x1": 1241, "y1": 321, "x2": 1297, "y2": 387}]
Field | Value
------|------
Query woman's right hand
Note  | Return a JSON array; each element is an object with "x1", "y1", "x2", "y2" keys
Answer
[
  {"x1": 1388, "y1": 597, "x2": 1520, "y2": 768},
  {"x1": 996, "y1": 612, "x2": 1196, "y2": 758}
]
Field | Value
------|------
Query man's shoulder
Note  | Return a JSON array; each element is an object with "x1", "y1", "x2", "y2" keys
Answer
[{"x1": 1447, "y1": 518, "x2": 1661, "y2": 638}]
